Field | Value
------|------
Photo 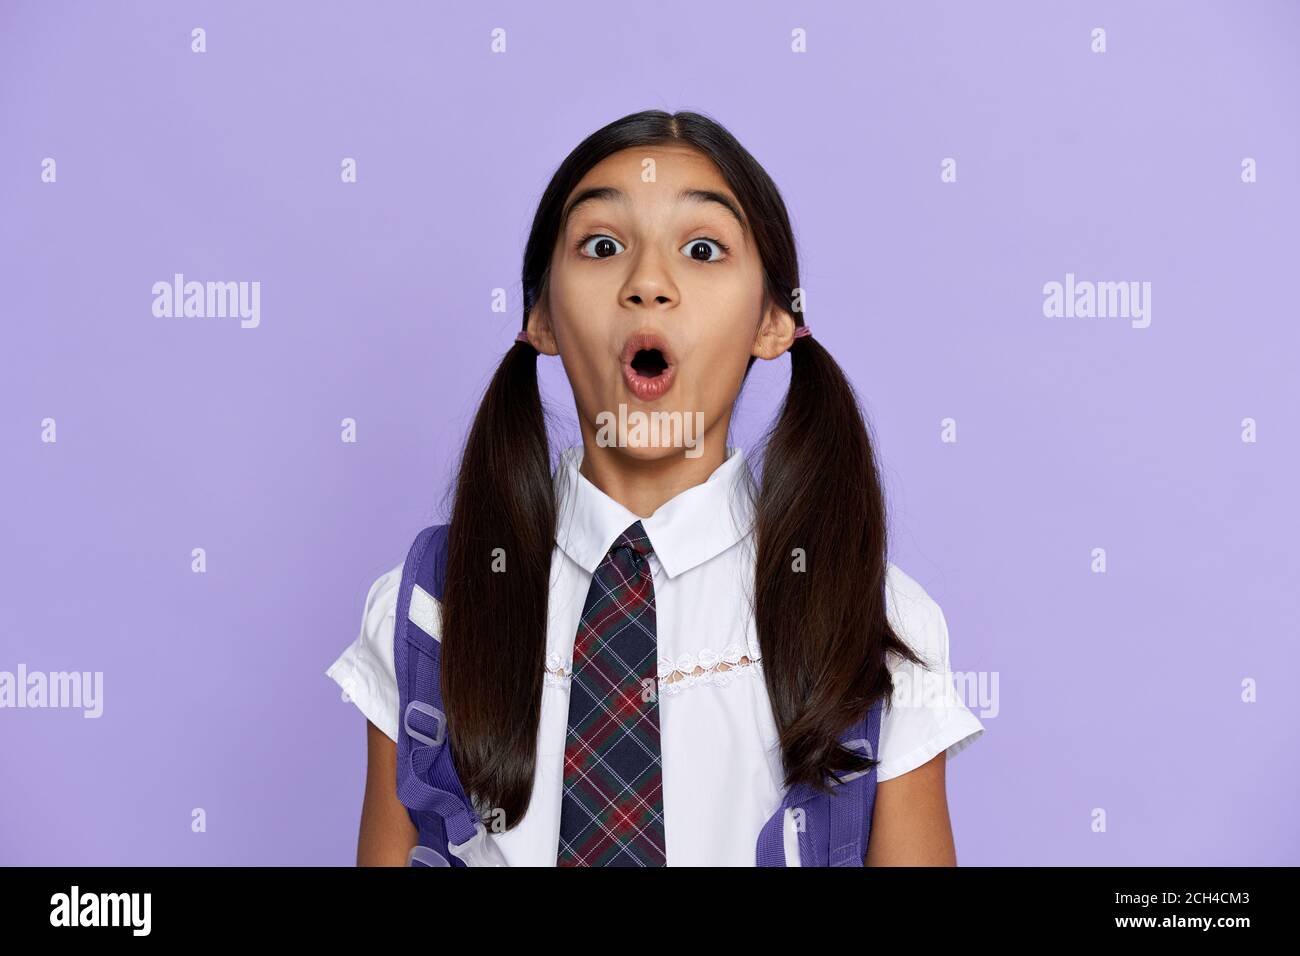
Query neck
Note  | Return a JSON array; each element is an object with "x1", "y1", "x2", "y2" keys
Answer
[{"x1": 574, "y1": 426, "x2": 729, "y2": 518}]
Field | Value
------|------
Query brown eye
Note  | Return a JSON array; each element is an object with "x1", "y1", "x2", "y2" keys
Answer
[
  {"x1": 681, "y1": 238, "x2": 728, "y2": 262},
  {"x1": 578, "y1": 235, "x2": 625, "y2": 258}
]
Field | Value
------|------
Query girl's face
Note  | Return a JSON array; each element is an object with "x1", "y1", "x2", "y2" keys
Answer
[{"x1": 527, "y1": 144, "x2": 795, "y2": 464}]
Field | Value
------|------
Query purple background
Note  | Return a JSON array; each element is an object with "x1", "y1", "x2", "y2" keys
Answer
[{"x1": 1, "y1": 0, "x2": 1296, "y2": 865}]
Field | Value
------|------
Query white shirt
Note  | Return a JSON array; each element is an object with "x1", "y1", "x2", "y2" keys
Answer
[{"x1": 327, "y1": 445, "x2": 985, "y2": 865}]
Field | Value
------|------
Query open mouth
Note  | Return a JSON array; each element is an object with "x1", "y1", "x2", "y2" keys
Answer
[
  {"x1": 620, "y1": 332, "x2": 677, "y2": 401},
  {"x1": 630, "y1": 347, "x2": 669, "y2": 377}
]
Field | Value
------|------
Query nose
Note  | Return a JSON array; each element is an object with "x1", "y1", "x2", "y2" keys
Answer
[{"x1": 620, "y1": 246, "x2": 678, "y2": 309}]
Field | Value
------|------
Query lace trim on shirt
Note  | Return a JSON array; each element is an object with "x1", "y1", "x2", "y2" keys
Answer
[{"x1": 543, "y1": 647, "x2": 763, "y2": 696}]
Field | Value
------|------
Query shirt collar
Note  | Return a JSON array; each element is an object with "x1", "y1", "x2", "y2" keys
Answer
[{"x1": 553, "y1": 444, "x2": 757, "y2": 579}]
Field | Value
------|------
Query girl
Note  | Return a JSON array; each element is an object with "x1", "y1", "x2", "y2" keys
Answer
[{"x1": 327, "y1": 109, "x2": 985, "y2": 866}]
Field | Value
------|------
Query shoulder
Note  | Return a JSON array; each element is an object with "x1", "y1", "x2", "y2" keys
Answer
[
  {"x1": 323, "y1": 523, "x2": 449, "y2": 742},
  {"x1": 361, "y1": 561, "x2": 404, "y2": 638},
  {"x1": 875, "y1": 561, "x2": 986, "y2": 782},
  {"x1": 325, "y1": 560, "x2": 405, "y2": 741},
  {"x1": 882, "y1": 561, "x2": 950, "y2": 672},
  {"x1": 401, "y1": 523, "x2": 451, "y2": 603}
]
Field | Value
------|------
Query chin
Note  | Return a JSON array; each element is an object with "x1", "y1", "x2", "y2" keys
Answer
[
  {"x1": 613, "y1": 443, "x2": 690, "y2": 464},
  {"x1": 589, "y1": 395, "x2": 710, "y2": 462}
]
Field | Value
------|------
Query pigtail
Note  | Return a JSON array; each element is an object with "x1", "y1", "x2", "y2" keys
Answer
[
  {"x1": 441, "y1": 335, "x2": 555, "y2": 827},
  {"x1": 753, "y1": 329, "x2": 926, "y2": 793}
]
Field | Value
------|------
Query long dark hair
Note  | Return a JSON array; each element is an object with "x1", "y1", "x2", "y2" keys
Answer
[{"x1": 442, "y1": 109, "x2": 924, "y2": 828}]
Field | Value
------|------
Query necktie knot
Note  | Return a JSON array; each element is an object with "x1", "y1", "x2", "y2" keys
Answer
[{"x1": 614, "y1": 520, "x2": 653, "y2": 561}]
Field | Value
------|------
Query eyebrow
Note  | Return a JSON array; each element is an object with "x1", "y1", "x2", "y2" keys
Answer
[{"x1": 561, "y1": 186, "x2": 747, "y2": 233}]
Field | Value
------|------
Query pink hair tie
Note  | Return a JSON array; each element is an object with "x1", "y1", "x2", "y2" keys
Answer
[
  {"x1": 515, "y1": 330, "x2": 530, "y2": 343},
  {"x1": 793, "y1": 325, "x2": 812, "y2": 339}
]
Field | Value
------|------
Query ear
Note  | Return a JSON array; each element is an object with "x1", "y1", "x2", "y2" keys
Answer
[
  {"x1": 523, "y1": 300, "x2": 560, "y2": 356},
  {"x1": 751, "y1": 299, "x2": 797, "y2": 360}
]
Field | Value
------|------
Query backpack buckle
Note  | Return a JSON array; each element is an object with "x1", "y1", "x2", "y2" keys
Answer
[
  {"x1": 407, "y1": 844, "x2": 451, "y2": 867},
  {"x1": 446, "y1": 819, "x2": 509, "y2": 867},
  {"x1": 404, "y1": 700, "x2": 447, "y2": 748}
]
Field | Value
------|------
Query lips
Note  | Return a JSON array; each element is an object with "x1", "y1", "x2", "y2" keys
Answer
[{"x1": 620, "y1": 331, "x2": 677, "y2": 402}]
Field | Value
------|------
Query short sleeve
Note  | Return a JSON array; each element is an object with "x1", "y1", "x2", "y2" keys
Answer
[
  {"x1": 326, "y1": 562, "x2": 404, "y2": 742},
  {"x1": 875, "y1": 564, "x2": 986, "y2": 783}
]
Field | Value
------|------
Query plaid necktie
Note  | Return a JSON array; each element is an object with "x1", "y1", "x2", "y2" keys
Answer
[{"x1": 557, "y1": 519, "x2": 667, "y2": 866}]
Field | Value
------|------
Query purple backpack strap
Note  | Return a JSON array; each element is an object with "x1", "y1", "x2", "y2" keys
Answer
[
  {"x1": 395, "y1": 522, "x2": 882, "y2": 868},
  {"x1": 393, "y1": 524, "x2": 506, "y2": 867},
  {"x1": 755, "y1": 695, "x2": 885, "y2": 867}
]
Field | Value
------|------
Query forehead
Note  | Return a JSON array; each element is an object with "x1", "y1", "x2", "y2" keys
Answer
[
  {"x1": 561, "y1": 145, "x2": 745, "y2": 230},
  {"x1": 574, "y1": 144, "x2": 725, "y2": 188}
]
